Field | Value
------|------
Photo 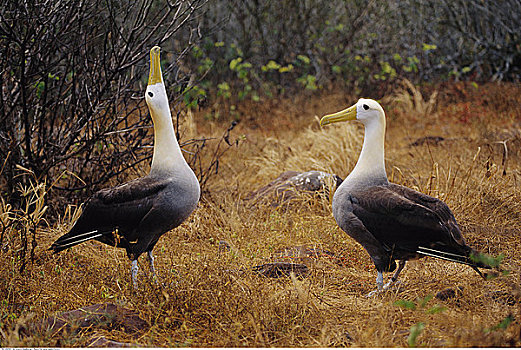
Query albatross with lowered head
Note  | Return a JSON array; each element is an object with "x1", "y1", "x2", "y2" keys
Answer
[
  {"x1": 50, "y1": 46, "x2": 200, "y2": 288},
  {"x1": 320, "y1": 98, "x2": 492, "y2": 296}
]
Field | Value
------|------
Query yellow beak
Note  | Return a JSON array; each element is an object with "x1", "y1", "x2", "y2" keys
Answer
[
  {"x1": 148, "y1": 46, "x2": 162, "y2": 85},
  {"x1": 320, "y1": 104, "x2": 357, "y2": 126}
]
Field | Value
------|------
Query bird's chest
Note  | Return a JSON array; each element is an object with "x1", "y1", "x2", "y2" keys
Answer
[{"x1": 158, "y1": 183, "x2": 199, "y2": 221}]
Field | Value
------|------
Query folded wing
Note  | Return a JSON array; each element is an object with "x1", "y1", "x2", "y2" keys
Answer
[
  {"x1": 50, "y1": 176, "x2": 170, "y2": 253},
  {"x1": 349, "y1": 184, "x2": 485, "y2": 267}
]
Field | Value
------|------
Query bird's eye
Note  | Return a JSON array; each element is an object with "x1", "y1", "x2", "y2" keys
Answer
[
  {"x1": 148, "y1": 92, "x2": 154, "y2": 98},
  {"x1": 363, "y1": 104, "x2": 369, "y2": 110}
]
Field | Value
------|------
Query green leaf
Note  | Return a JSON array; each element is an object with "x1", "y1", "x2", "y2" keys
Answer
[
  {"x1": 393, "y1": 53, "x2": 402, "y2": 62},
  {"x1": 470, "y1": 252, "x2": 504, "y2": 268},
  {"x1": 422, "y1": 43, "x2": 437, "y2": 51},
  {"x1": 485, "y1": 315, "x2": 514, "y2": 333},
  {"x1": 380, "y1": 61, "x2": 392, "y2": 74},
  {"x1": 238, "y1": 70, "x2": 248, "y2": 80},
  {"x1": 183, "y1": 85, "x2": 207, "y2": 109},
  {"x1": 332, "y1": 65, "x2": 342, "y2": 74},
  {"x1": 192, "y1": 45, "x2": 203, "y2": 59},
  {"x1": 34, "y1": 81, "x2": 45, "y2": 98},
  {"x1": 217, "y1": 82, "x2": 230, "y2": 91},
  {"x1": 278, "y1": 64, "x2": 293, "y2": 73},
  {"x1": 238, "y1": 90, "x2": 247, "y2": 100},
  {"x1": 394, "y1": 299, "x2": 416, "y2": 310},
  {"x1": 229, "y1": 57, "x2": 242, "y2": 70},
  {"x1": 262, "y1": 60, "x2": 281, "y2": 71},
  {"x1": 297, "y1": 55, "x2": 310, "y2": 65},
  {"x1": 197, "y1": 57, "x2": 214, "y2": 74},
  {"x1": 408, "y1": 56, "x2": 419, "y2": 64},
  {"x1": 408, "y1": 322, "x2": 425, "y2": 347},
  {"x1": 217, "y1": 82, "x2": 231, "y2": 99},
  {"x1": 418, "y1": 295, "x2": 433, "y2": 308},
  {"x1": 426, "y1": 304, "x2": 446, "y2": 314},
  {"x1": 298, "y1": 74, "x2": 317, "y2": 90},
  {"x1": 448, "y1": 69, "x2": 460, "y2": 77}
]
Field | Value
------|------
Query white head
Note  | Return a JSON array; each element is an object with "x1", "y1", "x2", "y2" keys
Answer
[
  {"x1": 320, "y1": 98, "x2": 385, "y2": 127},
  {"x1": 145, "y1": 46, "x2": 170, "y2": 124},
  {"x1": 320, "y1": 98, "x2": 388, "y2": 185}
]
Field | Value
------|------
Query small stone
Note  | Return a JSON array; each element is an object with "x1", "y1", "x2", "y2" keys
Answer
[
  {"x1": 487, "y1": 290, "x2": 518, "y2": 306},
  {"x1": 252, "y1": 262, "x2": 309, "y2": 278},
  {"x1": 435, "y1": 286, "x2": 464, "y2": 301},
  {"x1": 245, "y1": 170, "x2": 343, "y2": 207},
  {"x1": 87, "y1": 335, "x2": 140, "y2": 348},
  {"x1": 22, "y1": 303, "x2": 148, "y2": 338}
]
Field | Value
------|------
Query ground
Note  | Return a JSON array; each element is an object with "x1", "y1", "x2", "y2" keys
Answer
[{"x1": 2, "y1": 81, "x2": 521, "y2": 347}]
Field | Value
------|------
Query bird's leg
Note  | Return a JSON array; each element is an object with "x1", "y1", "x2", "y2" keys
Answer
[
  {"x1": 147, "y1": 250, "x2": 158, "y2": 283},
  {"x1": 131, "y1": 260, "x2": 139, "y2": 289},
  {"x1": 367, "y1": 271, "x2": 384, "y2": 297},
  {"x1": 382, "y1": 260, "x2": 406, "y2": 290},
  {"x1": 367, "y1": 261, "x2": 407, "y2": 297},
  {"x1": 376, "y1": 270, "x2": 384, "y2": 290}
]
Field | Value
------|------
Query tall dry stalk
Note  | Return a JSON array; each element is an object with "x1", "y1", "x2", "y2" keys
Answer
[
  {"x1": 1, "y1": 166, "x2": 49, "y2": 272},
  {"x1": 384, "y1": 78, "x2": 438, "y2": 119}
]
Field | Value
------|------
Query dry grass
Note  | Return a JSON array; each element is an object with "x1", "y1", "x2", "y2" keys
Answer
[
  {"x1": 383, "y1": 78, "x2": 439, "y2": 121},
  {"x1": 2, "y1": 82, "x2": 521, "y2": 347}
]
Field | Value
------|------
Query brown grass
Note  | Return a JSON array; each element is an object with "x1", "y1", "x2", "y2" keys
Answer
[{"x1": 2, "y1": 82, "x2": 521, "y2": 347}]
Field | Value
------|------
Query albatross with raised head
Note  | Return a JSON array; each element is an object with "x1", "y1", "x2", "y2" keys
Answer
[
  {"x1": 50, "y1": 46, "x2": 200, "y2": 288},
  {"x1": 320, "y1": 98, "x2": 491, "y2": 296}
]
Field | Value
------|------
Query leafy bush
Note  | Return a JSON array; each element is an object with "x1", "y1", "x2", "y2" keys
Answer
[{"x1": 189, "y1": 0, "x2": 520, "y2": 100}]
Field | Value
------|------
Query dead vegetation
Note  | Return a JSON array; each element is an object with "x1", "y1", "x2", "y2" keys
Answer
[
  {"x1": 383, "y1": 78, "x2": 439, "y2": 121},
  {"x1": 1, "y1": 82, "x2": 521, "y2": 347}
]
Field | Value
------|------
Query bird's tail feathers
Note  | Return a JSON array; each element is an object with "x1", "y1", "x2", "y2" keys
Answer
[
  {"x1": 50, "y1": 230, "x2": 103, "y2": 253},
  {"x1": 417, "y1": 246, "x2": 492, "y2": 269}
]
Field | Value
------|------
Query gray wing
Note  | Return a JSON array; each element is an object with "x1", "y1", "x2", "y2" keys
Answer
[{"x1": 50, "y1": 176, "x2": 170, "y2": 253}]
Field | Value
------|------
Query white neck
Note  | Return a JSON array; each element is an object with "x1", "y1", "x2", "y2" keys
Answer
[
  {"x1": 347, "y1": 116, "x2": 388, "y2": 184},
  {"x1": 149, "y1": 107, "x2": 188, "y2": 174}
]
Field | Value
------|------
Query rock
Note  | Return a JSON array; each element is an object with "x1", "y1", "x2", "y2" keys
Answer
[
  {"x1": 487, "y1": 290, "x2": 518, "y2": 306},
  {"x1": 246, "y1": 170, "x2": 343, "y2": 207},
  {"x1": 252, "y1": 262, "x2": 309, "y2": 278},
  {"x1": 435, "y1": 286, "x2": 464, "y2": 301},
  {"x1": 23, "y1": 303, "x2": 148, "y2": 337},
  {"x1": 409, "y1": 136, "x2": 445, "y2": 147},
  {"x1": 87, "y1": 335, "x2": 141, "y2": 348},
  {"x1": 288, "y1": 171, "x2": 343, "y2": 192},
  {"x1": 218, "y1": 240, "x2": 231, "y2": 253}
]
